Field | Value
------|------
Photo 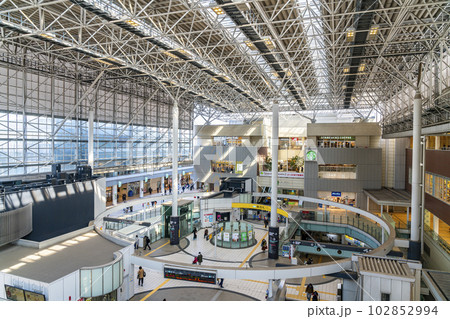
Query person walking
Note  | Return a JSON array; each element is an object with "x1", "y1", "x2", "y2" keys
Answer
[
  {"x1": 137, "y1": 266, "x2": 145, "y2": 286},
  {"x1": 134, "y1": 235, "x2": 139, "y2": 249},
  {"x1": 264, "y1": 218, "x2": 268, "y2": 228},
  {"x1": 143, "y1": 235, "x2": 151, "y2": 250},
  {"x1": 312, "y1": 291, "x2": 320, "y2": 301},
  {"x1": 193, "y1": 227, "x2": 197, "y2": 240},
  {"x1": 218, "y1": 278, "x2": 224, "y2": 288},
  {"x1": 306, "y1": 283, "x2": 314, "y2": 301},
  {"x1": 122, "y1": 193, "x2": 126, "y2": 202},
  {"x1": 261, "y1": 239, "x2": 267, "y2": 252},
  {"x1": 197, "y1": 252, "x2": 203, "y2": 265},
  {"x1": 204, "y1": 228, "x2": 209, "y2": 240}
]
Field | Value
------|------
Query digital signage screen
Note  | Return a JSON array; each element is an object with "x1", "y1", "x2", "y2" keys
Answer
[
  {"x1": 164, "y1": 266, "x2": 216, "y2": 284},
  {"x1": 5, "y1": 285, "x2": 25, "y2": 301},
  {"x1": 4, "y1": 285, "x2": 45, "y2": 301}
]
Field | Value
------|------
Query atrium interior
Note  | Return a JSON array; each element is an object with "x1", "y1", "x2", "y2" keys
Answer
[{"x1": 0, "y1": 0, "x2": 449, "y2": 304}]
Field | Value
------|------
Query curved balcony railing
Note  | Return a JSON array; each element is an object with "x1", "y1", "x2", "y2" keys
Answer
[{"x1": 126, "y1": 195, "x2": 396, "y2": 281}]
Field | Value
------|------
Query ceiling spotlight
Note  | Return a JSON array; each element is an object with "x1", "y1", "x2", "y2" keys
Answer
[
  {"x1": 125, "y1": 19, "x2": 140, "y2": 27},
  {"x1": 343, "y1": 65, "x2": 350, "y2": 73},
  {"x1": 369, "y1": 25, "x2": 379, "y2": 37},
  {"x1": 346, "y1": 27, "x2": 355, "y2": 42},
  {"x1": 358, "y1": 63, "x2": 366, "y2": 72},
  {"x1": 263, "y1": 37, "x2": 276, "y2": 50},
  {"x1": 92, "y1": 58, "x2": 113, "y2": 66},
  {"x1": 39, "y1": 32, "x2": 55, "y2": 39},
  {"x1": 244, "y1": 40, "x2": 257, "y2": 50},
  {"x1": 212, "y1": 7, "x2": 225, "y2": 15},
  {"x1": 162, "y1": 51, "x2": 179, "y2": 59}
]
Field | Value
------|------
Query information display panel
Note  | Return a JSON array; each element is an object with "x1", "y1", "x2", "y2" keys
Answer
[
  {"x1": 164, "y1": 266, "x2": 216, "y2": 285},
  {"x1": 4, "y1": 285, "x2": 46, "y2": 301}
]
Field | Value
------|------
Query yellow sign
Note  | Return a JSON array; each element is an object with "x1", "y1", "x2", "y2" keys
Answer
[{"x1": 231, "y1": 203, "x2": 288, "y2": 217}]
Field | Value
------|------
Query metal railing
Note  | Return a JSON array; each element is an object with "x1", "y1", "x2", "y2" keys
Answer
[
  {"x1": 424, "y1": 224, "x2": 450, "y2": 255},
  {"x1": 297, "y1": 210, "x2": 382, "y2": 244}
]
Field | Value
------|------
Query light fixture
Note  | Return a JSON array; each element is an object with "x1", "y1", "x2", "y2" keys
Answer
[
  {"x1": 369, "y1": 25, "x2": 379, "y2": 37},
  {"x1": 125, "y1": 19, "x2": 140, "y2": 27},
  {"x1": 358, "y1": 63, "x2": 366, "y2": 72},
  {"x1": 343, "y1": 65, "x2": 350, "y2": 73},
  {"x1": 92, "y1": 58, "x2": 113, "y2": 65},
  {"x1": 212, "y1": 7, "x2": 225, "y2": 15},
  {"x1": 177, "y1": 49, "x2": 191, "y2": 57},
  {"x1": 263, "y1": 37, "x2": 276, "y2": 50},
  {"x1": 272, "y1": 71, "x2": 280, "y2": 78},
  {"x1": 244, "y1": 40, "x2": 257, "y2": 50},
  {"x1": 285, "y1": 69, "x2": 292, "y2": 77},
  {"x1": 39, "y1": 32, "x2": 55, "y2": 39},
  {"x1": 346, "y1": 27, "x2": 355, "y2": 42},
  {"x1": 342, "y1": 85, "x2": 347, "y2": 89},
  {"x1": 162, "y1": 50, "x2": 179, "y2": 59}
]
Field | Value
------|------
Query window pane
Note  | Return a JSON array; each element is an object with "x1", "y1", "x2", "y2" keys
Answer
[
  {"x1": 91, "y1": 268, "x2": 103, "y2": 297},
  {"x1": 103, "y1": 265, "x2": 113, "y2": 294},
  {"x1": 80, "y1": 269, "x2": 91, "y2": 298}
]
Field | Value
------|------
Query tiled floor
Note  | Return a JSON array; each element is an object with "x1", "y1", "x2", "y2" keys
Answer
[
  {"x1": 131, "y1": 222, "x2": 345, "y2": 301},
  {"x1": 286, "y1": 279, "x2": 340, "y2": 301}
]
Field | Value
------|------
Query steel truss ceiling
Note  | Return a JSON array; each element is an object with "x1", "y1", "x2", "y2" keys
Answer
[{"x1": 0, "y1": 0, "x2": 448, "y2": 121}]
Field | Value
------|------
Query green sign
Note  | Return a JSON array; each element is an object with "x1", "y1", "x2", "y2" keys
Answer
[
  {"x1": 306, "y1": 150, "x2": 317, "y2": 161},
  {"x1": 241, "y1": 232, "x2": 247, "y2": 242}
]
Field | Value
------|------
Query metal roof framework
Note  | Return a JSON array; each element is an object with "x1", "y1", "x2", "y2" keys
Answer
[{"x1": 0, "y1": 0, "x2": 447, "y2": 118}]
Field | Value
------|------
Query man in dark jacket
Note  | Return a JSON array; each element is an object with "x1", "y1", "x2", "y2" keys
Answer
[
  {"x1": 197, "y1": 252, "x2": 203, "y2": 265},
  {"x1": 143, "y1": 235, "x2": 151, "y2": 250},
  {"x1": 306, "y1": 283, "x2": 314, "y2": 301}
]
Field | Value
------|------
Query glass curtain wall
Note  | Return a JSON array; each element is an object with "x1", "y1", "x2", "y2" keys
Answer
[{"x1": 0, "y1": 57, "x2": 193, "y2": 177}]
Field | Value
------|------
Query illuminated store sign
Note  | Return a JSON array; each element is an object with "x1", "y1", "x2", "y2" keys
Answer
[
  {"x1": 306, "y1": 150, "x2": 317, "y2": 161},
  {"x1": 259, "y1": 171, "x2": 304, "y2": 178},
  {"x1": 318, "y1": 136, "x2": 355, "y2": 140}
]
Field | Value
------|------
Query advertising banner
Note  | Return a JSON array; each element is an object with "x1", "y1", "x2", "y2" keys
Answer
[
  {"x1": 223, "y1": 232, "x2": 230, "y2": 242},
  {"x1": 248, "y1": 230, "x2": 253, "y2": 241},
  {"x1": 170, "y1": 216, "x2": 180, "y2": 245},
  {"x1": 331, "y1": 191, "x2": 342, "y2": 197},
  {"x1": 259, "y1": 171, "x2": 304, "y2": 178},
  {"x1": 217, "y1": 232, "x2": 222, "y2": 240},
  {"x1": 241, "y1": 231, "x2": 247, "y2": 242},
  {"x1": 281, "y1": 245, "x2": 290, "y2": 257},
  {"x1": 232, "y1": 232, "x2": 239, "y2": 242},
  {"x1": 268, "y1": 226, "x2": 279, "y2": 259}
]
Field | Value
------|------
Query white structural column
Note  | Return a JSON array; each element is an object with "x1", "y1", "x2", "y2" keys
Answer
[
  {"x1": 409, "y1": 91, "x2": 422, "y2": 259},
  {"x1": 161, "y1": 176, "x2": 165, "y2": 193},
  {"x1": 407, "y1": 206, "x2": 410, "y2": 227},
  {"x1": 270, "y1": 102, "x2": 279, "y2": 227},
  {"x1": 435, "y1": 136, "x2": 440, "y2": 150},
  {"x1": 433, "y1": 215, "x2": 439, "y2": 235},
  {"x1": 112, "y1": 184, "x2": 118, "y2": 205},
  {"x1": 172, "y1": 100, "x2": 179, "y2": 216},
  {"x1": 139, "y1": 180, "x2": 144, "y2": 198},
  {"x1": 88, "y1": 109, "x2": 94, "y2": 169}
]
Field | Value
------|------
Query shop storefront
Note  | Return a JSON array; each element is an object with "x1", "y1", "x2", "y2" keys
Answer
[{"x1": 317, "y1": 191, "x2": 356, "y2": 207}]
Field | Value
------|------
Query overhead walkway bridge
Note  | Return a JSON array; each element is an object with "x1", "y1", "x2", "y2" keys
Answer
[{"x1": 121, "y1": 195, "x2": 396, "y2": 281}]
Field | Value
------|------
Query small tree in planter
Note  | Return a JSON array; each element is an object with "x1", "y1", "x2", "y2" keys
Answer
[{"x1": 288, "y1": 155, "x2": 304, "y2": 172}]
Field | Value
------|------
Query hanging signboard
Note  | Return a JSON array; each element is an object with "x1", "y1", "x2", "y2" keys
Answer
[{"x1": 259, "y1": 171, "x2": 304, "y2": 178}]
